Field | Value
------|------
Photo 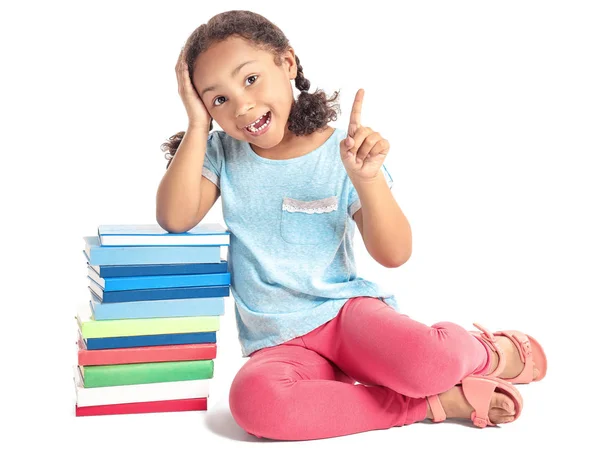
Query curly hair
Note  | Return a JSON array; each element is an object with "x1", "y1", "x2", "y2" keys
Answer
[{"x1": 160, "y1": 10, "x2": 341, "y2": 168}]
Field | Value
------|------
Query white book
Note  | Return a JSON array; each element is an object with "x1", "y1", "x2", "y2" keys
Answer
[
  {"x1": 97, "y1": 223, "x2": 230, "y2": 246},
  {"x1": 73, "y1": 367, "x2": 210, "y2": 406}
]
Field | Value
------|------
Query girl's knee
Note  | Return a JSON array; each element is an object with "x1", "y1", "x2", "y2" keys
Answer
[{"x1": 229, "y1": 369, "x2": 295, "y2": 439}]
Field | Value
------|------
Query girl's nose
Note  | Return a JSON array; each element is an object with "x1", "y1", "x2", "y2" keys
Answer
[{"x1": 234, "y1": 97, "x2": 255, "y2": 118}]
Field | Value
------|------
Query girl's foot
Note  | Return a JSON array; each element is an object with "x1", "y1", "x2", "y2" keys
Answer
[
  {"x1": 485, "y1": 336, "x2": 540, "y2": 380},
  {"x1": 426, "y1": 384, "x2": 517, "y2": 425}
]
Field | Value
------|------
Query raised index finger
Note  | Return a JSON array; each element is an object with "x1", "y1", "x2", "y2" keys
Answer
[{"x1": 348, "y1": 88, "x2": 364, "y2": 137}]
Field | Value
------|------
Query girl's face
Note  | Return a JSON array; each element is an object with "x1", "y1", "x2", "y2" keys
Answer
[{"x1": 193, "y1": 36, "x2": 297, "y2": 149}]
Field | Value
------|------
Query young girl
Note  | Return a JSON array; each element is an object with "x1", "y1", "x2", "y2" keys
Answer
[{"x1": 156, "y1": 10, "x2": 547, "y2": 441}]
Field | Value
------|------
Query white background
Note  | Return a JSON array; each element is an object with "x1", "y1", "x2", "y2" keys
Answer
[{"x1": 1, "y1": 0, "x2": 598, "y2": 449}]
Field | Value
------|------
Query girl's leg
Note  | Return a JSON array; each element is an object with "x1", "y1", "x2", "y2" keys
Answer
[
  {"x1": 229, "y1": 340, "x2": 427, "y2": 441},
  {"x1": 303, "y1": 296, "x2": 492, "y2": 398}
]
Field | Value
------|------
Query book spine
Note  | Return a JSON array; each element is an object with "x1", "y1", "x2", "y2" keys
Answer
[
  {"x1": 95, "y1": 285, "x2": 230, "y2": 303},
  {"x1": 97, "y1": 261, "x2": 228, "y2": 278},
  {"x1": 83, "y1": 332, "x2": 217, "y2": 350},
  {"x1": 75, "y1": 398, "x2": 207, "y2": 416},
  {"x1": 88, "y1": 245, "x2": 222, "y2": 265},
  {"x1": 77, "y1": 340, "x2": 217, "y2": 366},
  {"x1": 79, "y1": 316, "x2": 220, "y2": 339},
  {"x1": 102, "y1": 272, "x2": 231, "y2": 291},
  {"x1": 82, "y1": 360, "x2": 215, "y2": 388},
  {"x1": 91, "y1": 297, "x2": 225, "y2": 320}
]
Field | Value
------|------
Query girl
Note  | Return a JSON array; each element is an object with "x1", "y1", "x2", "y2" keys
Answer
[{"x1": 156, "y1": 10, "x2": 547, "y2": 441}]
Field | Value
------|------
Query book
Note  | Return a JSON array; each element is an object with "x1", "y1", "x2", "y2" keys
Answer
[
  {"x1": 90, "y1": 294, "x2": 225, "y2": 320},
  {"x1": 83, "y1": 331, "x2": 217, "y2": 350},
  {"x1": 77, "y1": 335, "x2": 217, "y2": 365},
  {"x1": 88, "y1": 280, "x2": 229, "y2": 303},
  {"x1": 79, "y1": 359, "x2": 214, "y2": 388},
  {"x1": 73, "y1": 366, "x2": 210, "y2": 406},
  {"x1": 98, "y1": 223, "x2": 230, "y2": 246},
  {"x1": 84, "y1": 236, "x2": 222, "y2": 266},
  {"x1": 87, "y1": 265, "x2": 231, "y2": 291},
  {"x1": 89, "y1": 260, "x2": 228, "y2": 278},
  {"x1": 75, "y1": 398, "x2": 207, "y2": 416},
  {"x1": 76, "y1": 304, "x2": 220, "y2": 339}
]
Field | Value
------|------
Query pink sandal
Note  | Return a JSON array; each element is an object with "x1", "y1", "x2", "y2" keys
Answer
[
  {"x1": 470, "y1": 323, "x2": 548, "y2": 384},
  {"x1": 427, "y1": 375, "x2": 524, "y2": 428}
]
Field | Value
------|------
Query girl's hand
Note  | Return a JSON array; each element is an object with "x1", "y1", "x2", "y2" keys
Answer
[
  {"x1": 176, "y1": 46, "x2": 212, "y2": 130},
  {"x1": 340, "y1": 89, "x2": 390, "y2": 182}
]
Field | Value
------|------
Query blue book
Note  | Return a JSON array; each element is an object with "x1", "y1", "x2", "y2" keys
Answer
[
  {"x1": 84, "y1": 236, "x2": 222, "y2": 265},
  {"x1": 88, "y1": 279, "x2": 230, "y2": 303},
  {"x1": 98, "y1": 223, "x2": 230, "y2": 246},
  {"x1": 82, "y1": 331, "x2": 217, "y2": 350},
  {"x1": 87, "y1": 265, "x2": 230, "y2": 291},
  {"x1": 90, "y1": 294, "x2": 225, "y2": 320},
  {"x1": 88, "y1": 260, "x2": 228, "y2": 278}
]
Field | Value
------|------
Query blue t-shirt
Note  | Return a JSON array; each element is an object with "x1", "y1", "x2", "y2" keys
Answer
[{"x1": 202, "y1": 127, "x2": 399, "y2": 356}]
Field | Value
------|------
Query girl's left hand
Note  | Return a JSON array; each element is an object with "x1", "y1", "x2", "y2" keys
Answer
[{"x1": 340, "y1": 89, "x2": 390, "y2": 182}]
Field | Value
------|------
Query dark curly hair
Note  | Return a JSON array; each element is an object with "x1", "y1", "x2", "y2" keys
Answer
[{"x1": 161, "y1": 10, "x2": 341, "y2": 168}]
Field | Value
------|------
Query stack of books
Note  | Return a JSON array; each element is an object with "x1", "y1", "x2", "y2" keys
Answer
[{"x1": 73, "y1": 223, "x2": 231, "y2": 417}]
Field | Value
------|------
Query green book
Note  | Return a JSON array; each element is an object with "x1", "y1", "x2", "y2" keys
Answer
[
  {"x1": 80, "y1": 360, "x2": 214, "y2": 388},
  {"x1": 76, "y1": 306, "x2": 220, "y2": 338}
]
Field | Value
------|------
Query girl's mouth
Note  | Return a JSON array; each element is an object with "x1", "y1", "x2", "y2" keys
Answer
[{"x1": 244, "y1": 111, "x2": 272, "y2": 137}]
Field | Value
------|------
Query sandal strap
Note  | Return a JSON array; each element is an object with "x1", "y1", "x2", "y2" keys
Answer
[
  {"x1": 426, "y1": 395, "x2": 446, "y2": 423},
  {"x1": 471, "y1": 323, "x2": 506, "y2": 377},
  {"x1": 495, "y1": 330, "x2": 535, "y2": 384},
  {"x1": 461, "y1": 376, "x2": 497, "y2": 428}
]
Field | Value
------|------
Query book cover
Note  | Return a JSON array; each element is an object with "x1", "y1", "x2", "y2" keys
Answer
[
  {"x1": 84, "y1": 236, "x2": 222, "y2": 266},
  {"x1": 75, "y1": 398, "x2": 207, "y2": 416},
  {"x1": 88, "y1": 279, "x2": 229, "y2": 303},
  {"x1": 89, "y1": 260, "x2": 228, "y2": 278},
  {"x1": 90, "y1": 294, "x2": 225, "y2": 320},
  {"x1": 83, "y1": 331, "x2": 217, "y2": 350},
  {"x1": 80, "y1": 359, "x2": 214, "y2": 388},
  {"x1": 98, "y1": 223, "x2": 230, "y2": 246},
  {"x1": 87, "y1": 265, "x2": 231, "y2": 291},
  {"x1": 73, "y1": 366, "x2": 210, "y2": 406},
  {"x1": 77, "y1": 304, "x2": 220, "y2": 339},
  {"x1": 77, "y1": 335, "x2": 217, "y2": 365}
]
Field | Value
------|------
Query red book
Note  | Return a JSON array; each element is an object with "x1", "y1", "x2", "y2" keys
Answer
[
  {"x1": 77, "y1": 337, "x2": 217, "y2": 366},
  {"x1": 75, "y1": 398, "x2": 207, "y2": 416}
]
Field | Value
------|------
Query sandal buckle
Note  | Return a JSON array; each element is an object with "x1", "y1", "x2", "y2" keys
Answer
[{"x1": 472, "y1": 414, "x2": 489, "y2": 428}]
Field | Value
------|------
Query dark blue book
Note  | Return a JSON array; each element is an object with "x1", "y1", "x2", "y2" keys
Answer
[
  {"x1": 88, "y1": 280, "x2": 230, "y2": 303},
  {"x1": 87, "y1": 260, "x2": 228, "y2": 278},
  {"x1": 83, "y1": 331, "x2": 217, "y2": 350},
  {"x1": 87, "y1": 267, "x2": 231, "y2": 292}
]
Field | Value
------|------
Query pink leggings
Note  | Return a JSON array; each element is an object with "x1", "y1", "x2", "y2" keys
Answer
[{"x1": 229, "y1": 296, "x2": 492, "y2": 440}]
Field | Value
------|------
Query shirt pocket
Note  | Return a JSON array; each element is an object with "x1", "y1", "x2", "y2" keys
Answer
[{"x1": 280, "y1": 194, "x2": 343, "y2": 245}]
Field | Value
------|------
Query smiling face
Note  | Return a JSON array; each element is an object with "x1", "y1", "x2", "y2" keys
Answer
[{"x1": 192, "y1": 36, "x2": 297, "y2": 149}]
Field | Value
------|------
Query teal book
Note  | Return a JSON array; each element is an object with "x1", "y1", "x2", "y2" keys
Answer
[{"x1": 83, "y1": 236, "x2": 223, "y2": 266}]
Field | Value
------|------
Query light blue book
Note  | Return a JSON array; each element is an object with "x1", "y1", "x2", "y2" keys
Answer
[
  {"x1": 87, "y1": 265, "x2": 230, "y2": 291},
  {"x1": 90, "y1": 294, "x2": 225, "y2": 320},
  {"x1": 97, "y1": 223, "x2": 230, "y2": 247},
  {"x1": 83, "y1": 236, "x2": 222, "y2": 265}
]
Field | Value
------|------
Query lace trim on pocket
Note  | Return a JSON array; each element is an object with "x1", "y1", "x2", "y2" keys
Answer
[{"x1": 282, "y1": 195, "x2": 338, "y2": 214}]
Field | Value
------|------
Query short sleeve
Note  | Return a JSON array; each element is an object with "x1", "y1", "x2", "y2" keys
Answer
[
  {"x1": 348, "y1": 164, "x2": 394, "y2": 219},
  {"x1": 201, "y1": 131, "x2": 224, "y2": 189}
]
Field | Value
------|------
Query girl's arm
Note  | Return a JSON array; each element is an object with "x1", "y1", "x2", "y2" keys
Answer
[
  {"x1": 352, "y1": 171, "x2": 412, "y2": 268},
  {"x1": 156, "y1": 125, "x2": 220, "y2": 233}
]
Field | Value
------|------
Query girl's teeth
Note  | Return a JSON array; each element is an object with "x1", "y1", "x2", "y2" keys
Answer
[{"x1": 246, "y1": 112, "x2": 271, "y2": 133}]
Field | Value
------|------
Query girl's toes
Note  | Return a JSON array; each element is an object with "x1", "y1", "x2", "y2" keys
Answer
[
  {"x1": 533, "y1": 366, "x2": 540, "y2": 380},
  {"x1": 492, "y1": 393, "x2": 515, "y2": 414}
]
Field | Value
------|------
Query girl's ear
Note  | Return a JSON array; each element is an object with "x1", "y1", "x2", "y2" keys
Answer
[{"x1": 283, "y1": 47, "x2": 297, "y2": 79}]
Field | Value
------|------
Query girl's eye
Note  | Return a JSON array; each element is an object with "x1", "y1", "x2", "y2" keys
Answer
[{"x1": 213, "y1": 75, "x2": 258, "y2": 106}]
